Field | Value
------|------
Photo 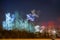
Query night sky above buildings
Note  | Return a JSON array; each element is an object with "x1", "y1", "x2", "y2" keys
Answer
[{"x1": 0, "y1": 0, "x2": 60, "y2": 26}]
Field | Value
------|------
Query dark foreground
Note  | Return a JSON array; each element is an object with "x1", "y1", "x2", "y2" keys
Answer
[{"x1": 0, "y1": 30, "x2": 60, "y2": 38}]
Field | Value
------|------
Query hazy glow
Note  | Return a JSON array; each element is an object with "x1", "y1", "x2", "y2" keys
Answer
[
  {"x1": 39, "y1": 26, "x2": 45, "y2": 33},
  {"x1": 34, "y1": 25, "x2": 40, "y2": 32},
  {"x1": 52, "y1": 29, "x2": 56, "y2": 34},
  {"x1": 40, "y1": 30, "x2": 43, "y2": 33},
  {"x1": 2, "y1": 13, "x2": 15, "y2": 30},
  {"x1": 26, "y1": 13, "x2": 39, "y2": 21},
  {"x1": 2, "y1": 12, "x2": 35, "y2": 33},
  {"x1": 26, "y1": 14, "x2": 35, "y2": 21}
]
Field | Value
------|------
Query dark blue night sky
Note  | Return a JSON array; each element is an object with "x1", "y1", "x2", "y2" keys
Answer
[{"x1": 0, "y1": 0, "x2": 60, "y2": 25}]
